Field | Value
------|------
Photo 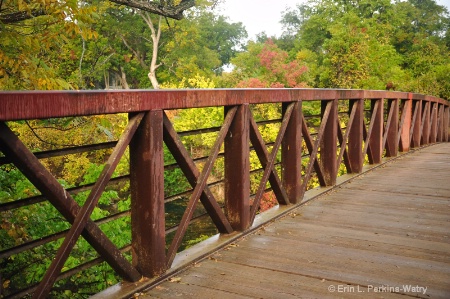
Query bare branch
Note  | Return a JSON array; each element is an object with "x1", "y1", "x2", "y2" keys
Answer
[
  {"x1": 0, "y1": 9, "x2": 46, "y2": 24},
  {"x1": 108, "y1": 0, "x2": 195, "y2": 20},
  {"x1": 120, "y1": 35, "x2": 147, "y2": 68}
]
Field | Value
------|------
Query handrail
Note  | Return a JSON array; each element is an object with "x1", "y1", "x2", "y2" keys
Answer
[
  {"x1": 0, "y1": 89, "x2": 448, "y2": 298},
  {"x1": 1, "y1": 89, "x2": 448, "y2": 121}
]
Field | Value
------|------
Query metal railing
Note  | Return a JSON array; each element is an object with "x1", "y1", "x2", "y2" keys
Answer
[{"x1": 0, "y1": 89, "x2": 448, "y2": 298}]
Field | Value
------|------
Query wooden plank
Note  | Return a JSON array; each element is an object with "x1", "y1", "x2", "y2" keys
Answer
[
  {"x1": 347, "y1": 99, "x2": 364, "y2": 172},
  {"x1": 282, "y1": 101, "x2": 303, "y2": 204},
  {"x1": 218, "y1": 236, "x2": 450, "y2": 297},
  {"x1": 130, "y1": 111, "x2": 166, "y2": 277},
  {"x1": 369, "y1": 99, "x2": 383, "y2": 163},
  {"x1": 261, "y1": 222, "x2": 450, "y2": 261},
  {"x1": 398, "y1": 98, "x2": 411, "y2": 152},
  {"x1": 138, "y1": 143, "x2": 450, "y2": 299},
  {"x1": 3, "y1": 89, "x2": 427, "y2": 121},
  {"x1": 384, "y1": 99, "x2": 399, "y2": 157},
  {"x1": 320, "y1": 99, "x2": 338, "y2": 185},
  {"x1": 146, "y1": 260, "x2": 405, "y2": 299},
  {"x1": 224, "y1": 105, "x2": 250, "y2": 231}
]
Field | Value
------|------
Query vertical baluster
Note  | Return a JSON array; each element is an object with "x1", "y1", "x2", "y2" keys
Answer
[
  {"x1": 421, "y1": 101, "x2": 430, "y2": 145},
  {"x1": 430, "y1": 102, "x2": 438, "y2": 143},
  {"x1": 130, "y1": 110, "x2": 166, "y2": 277},
  {"x1": 386, "y1": 99, "x2": 399, "y2": 157},
  {"x1": 348, "y1": 99, "x2": 364, "y2": 173},
  {"x1": 282, "y1": 101, "x2": 302, "y2": 204},
  {"x1": 411, "y1": 99, "x2": 422, "y2": 148},
  {"x1": 224, "y1": 104, "x2": 250, "y2": 231},
  {"x1": 369, "y1": 99, "x2": 383, "y2": 164},
  {"x1": 437, "y1": 104, "x2": 444, "y2": 142},
  {"x1": 320, "y1": 99, "x2": 338, "y2": 186},
  {"x1": 443, "y1": 106, "x2": 450, "y2": 142},
  {"x1": 399, "y1": 96, "x2": 412, "y2": 152}
]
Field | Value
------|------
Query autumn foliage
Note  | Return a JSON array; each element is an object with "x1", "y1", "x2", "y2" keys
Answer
[{"x1": 236, "y1": 40, "x2": 308, "y2": 88}]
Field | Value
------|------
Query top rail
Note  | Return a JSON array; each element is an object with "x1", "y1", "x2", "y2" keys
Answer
[{"x1": 1, "y1": 89, "x2": 447, "y2": 121}]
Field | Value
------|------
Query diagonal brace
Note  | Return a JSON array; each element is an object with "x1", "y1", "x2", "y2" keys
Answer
[
  {"x1": 0, "y1": 121, "x2": 141, "y2": 292},
  {"x1": 249, "y1": 115, "x2": 290, "y2": 206},
  {"x1": 300, "y1": 101, "x2": 332, "y2": 197},
  {"x1": 31, "y1": 113, "x2": 144, "y2": 298},
  {"x1": 166, "y1": 107, "x2": 237, "y2": 267},
  {"x1": 249, "y1": 104, "x2": 293, "y2": 222},
  {"x1": 336, "y1": 100, "x2": 358, "y2": 172},
  {"x1": 162, "y1": 112, "x2": 233, "y2": 234}
]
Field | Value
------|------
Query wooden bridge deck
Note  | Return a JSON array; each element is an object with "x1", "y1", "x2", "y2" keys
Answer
[{"x1": 138, "y1": 144, "x2": 450, "y2": 299}]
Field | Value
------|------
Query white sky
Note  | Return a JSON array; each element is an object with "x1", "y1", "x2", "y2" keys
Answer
[{"x1": 217, "y1": 0, "x2": 450, "y2": 40}]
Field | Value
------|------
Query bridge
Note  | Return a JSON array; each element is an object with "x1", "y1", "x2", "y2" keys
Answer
[
  {"x1": 107, "y1": 143, "x2": 449, "y2": 299},
  {"x1": 0, "y1": 89, "x2": 449, "y2": 298}
]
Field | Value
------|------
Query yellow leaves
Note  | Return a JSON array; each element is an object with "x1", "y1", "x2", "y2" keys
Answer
[
  {"x1": 161, "y1": 74, "x2": 215, "y2": 89},
  {"x1": 17, "y1": 0, "x2": 27, "y2": 11},
  {"x1": 1, "y1": 0, "x2": 99, "y2": 90},
  {"x1": 168, "y1": 277, "x2": 182, "y2": 283},
  {"x1": 188, "y1": 74, "x2": 215, "y2": 88}
]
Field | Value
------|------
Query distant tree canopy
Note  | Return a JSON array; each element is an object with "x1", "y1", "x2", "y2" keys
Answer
[
  {"x1": 275, "y1": 0, "x2": 450, "y2": 98},
  {"x1": 0, "y1": 0, "x2": 216, "y2": 24},
  {"x1": 0, "y1": 0, "x2": 244, "y2": 90}
]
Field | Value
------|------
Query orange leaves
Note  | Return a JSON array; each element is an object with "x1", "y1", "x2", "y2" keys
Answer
[
  {"x1": 235, "y1": 40, "x2": 309, "y2": 88},
  {"x1": 0, "y1": 0, "x2": 100, "y2": 89}
]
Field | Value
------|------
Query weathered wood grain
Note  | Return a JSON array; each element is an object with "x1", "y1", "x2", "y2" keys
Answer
[{"x1": 139, "y1": 143, "x2": 450, "y2": 299}]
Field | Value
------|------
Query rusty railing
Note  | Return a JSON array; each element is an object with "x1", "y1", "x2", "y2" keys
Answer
[{"x1": 0, "y1": 89, "x2": 449, "y2": 298}]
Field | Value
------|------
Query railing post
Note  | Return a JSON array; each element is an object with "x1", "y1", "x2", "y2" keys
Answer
[
  {"x1": 422, "y1": 101, "x2": 430, "y2": 145},
  {"x1": 411, "y1": 99, "x2": 422, "y2": 148},
  {"x1": 348, "y1": 99, "x2": 364, "y2": 173},
  {"x1": 386, "y1": 99, "x2": 399, "y2": 157},
  {"x1": 129, "y1": 110, "x2": 166, "y2": 277},
  {"x1": 430, "y1": 102, "x2": 438, "y2": 144},
  {"x1": 320, "y1": 99, "x2": 338, "y2": 186},
  {"x1": 399, "y1": 96, "x2": 412, "y2": 152},
  {"x1": 224, "y1": 104, "x2": 250, "y2": 231},
  {"x1": 445, "y1": 105, "x2": 450, "y2": 142},
  {"x1": 369, "y1": 99, "x2": 383, "y2": 164},
  {"x1": 437, "y1": 104, "x2": 444, "y2": 142},
  {"x1": 282, "y1": 101, "x2": 302, "y2": 204}
]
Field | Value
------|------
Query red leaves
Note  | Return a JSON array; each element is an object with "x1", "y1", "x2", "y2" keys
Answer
[
  {"x1": 236, "y1": 40, "x2": 308, "y2": 88},
  {"x1": 236, "y1": 78, "x2": 266, "y2": 88}
]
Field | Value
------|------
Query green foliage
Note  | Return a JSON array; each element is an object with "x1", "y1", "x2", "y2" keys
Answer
[
  {"x1": 0, "y1": 0, "x2": 98, "y2": 90},
  {"x1": 277, "y1": 0, "x2": 449, "y2": 98},
  {"x1": 173, "y1": 106, "x2": 224, "y2": 150},
  {"x1": 0, "y1": 162, "x2": 130, "y2": 297}
]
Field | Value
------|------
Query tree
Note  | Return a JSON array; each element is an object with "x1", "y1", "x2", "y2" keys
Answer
[
  {"x1": 0, "y1": 1, "x2": 98, "y2": 89},
  {"x1": 0, "y1": 0, "x2": 213, "y2": 25},
  {"x1": 278, "y1": 0, "x2": 449, "y2": 97},
  {"x1": 222, "y1": 40, "x2": 308, "y2": 88},
  {"x1": 0, "y1": 0, "x2": 223, "y2": 90}
]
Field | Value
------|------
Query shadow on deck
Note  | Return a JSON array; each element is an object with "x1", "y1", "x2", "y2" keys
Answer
[{"x1": 97, "y1": 143, "x2": 450, "y2": 299}]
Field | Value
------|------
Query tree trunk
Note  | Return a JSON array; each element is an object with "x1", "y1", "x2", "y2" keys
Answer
[
  {"x1": 116, "y1": 66, "x2": 130, "y2": 89},
  {"x1": 140, "y1": 12, "x2": 162, "y2": 89}
]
